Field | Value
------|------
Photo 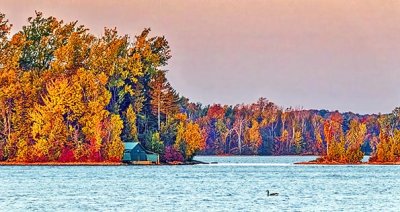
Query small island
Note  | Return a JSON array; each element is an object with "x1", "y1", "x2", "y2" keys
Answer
[{"x1": 296, "y1": 113, "x2": 400, "y2": 165}]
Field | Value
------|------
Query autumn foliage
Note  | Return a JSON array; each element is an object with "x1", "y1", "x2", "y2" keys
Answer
[
  {"x1": 0, "y1": 12, "x2": 175, "y2": 162},
  {"x1": 0, "y1": 12, "x2": 399, "y2": 164}
]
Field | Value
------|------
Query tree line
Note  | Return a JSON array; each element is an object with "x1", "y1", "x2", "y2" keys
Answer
[{"x1": 0, "y1": 12, "x2": 399, "y2": 163}]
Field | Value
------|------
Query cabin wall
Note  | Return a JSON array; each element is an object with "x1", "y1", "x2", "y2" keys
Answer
[
  {"x1": 130, "y1": 146, "x2": 147, "y2": 161},
  {"x1": 146, "y1": 154, "x2": 159, "y2": 164}
]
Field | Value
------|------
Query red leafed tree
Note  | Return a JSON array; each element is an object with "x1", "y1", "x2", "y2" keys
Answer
[{"x1": 207, "y1": 104, "x2": 225, "y2": 120}]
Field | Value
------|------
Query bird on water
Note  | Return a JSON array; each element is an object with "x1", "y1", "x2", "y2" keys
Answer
[{"x1": 266, "y1": 190, "x2": 279, "y2": 196}]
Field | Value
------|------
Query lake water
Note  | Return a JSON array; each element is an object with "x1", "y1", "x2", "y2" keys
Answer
[{"x1": 1, "y1": 156, "x2": 399, "y2": 211}]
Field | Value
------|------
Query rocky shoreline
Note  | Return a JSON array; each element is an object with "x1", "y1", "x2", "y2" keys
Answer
[{"x1": 164, "y1": 160, "x2": 210, "y2": 165}]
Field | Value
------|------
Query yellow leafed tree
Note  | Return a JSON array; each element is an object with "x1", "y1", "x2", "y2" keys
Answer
[
  {"x1": 247, "y1": 119, "x2": 262, "y2": 154},
  {"x1": 31, "y1": 78, "x2": 70, "y2": 161},
  {"x1": 174, "y1": 113, "x2": 205, "y2": 160}
]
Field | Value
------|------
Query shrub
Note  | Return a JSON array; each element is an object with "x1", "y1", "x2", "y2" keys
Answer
[{"x1": 162, "y1": 146, "x2": 184, "y2": 162}]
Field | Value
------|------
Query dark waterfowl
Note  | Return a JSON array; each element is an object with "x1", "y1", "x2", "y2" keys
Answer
[{"x1": 267, "y1": 190, "x2": 279, "y2": 196}]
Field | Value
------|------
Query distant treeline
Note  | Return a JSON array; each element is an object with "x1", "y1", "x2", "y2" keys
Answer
[
  {"x1": 0, "y1": 12, "x2": 399, "y2": 163},
  {"x1": 197, "y1": 103, "x2": 400, "y2": 163}
]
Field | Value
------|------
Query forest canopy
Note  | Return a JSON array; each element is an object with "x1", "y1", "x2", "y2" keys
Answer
[{"x1": 0, "y1": 12, "x2": 399, "y2": 163}]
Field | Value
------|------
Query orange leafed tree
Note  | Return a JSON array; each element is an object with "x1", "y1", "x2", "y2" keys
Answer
[
  {"x1": 344, "y1": 120, "x2": 366, "y2": 163},
  {"x1": 149, "y1": 70, "x2": 179, "y2": 130},
  {"x1": 323, "y1": 112, "x2": 345, "y2": 162},
  {"x1": 246, "y1": 119, "x2": 262, "y2": 154},
  {"x1": 174, "y1": 113, "x2": 206, "y2": 160}
]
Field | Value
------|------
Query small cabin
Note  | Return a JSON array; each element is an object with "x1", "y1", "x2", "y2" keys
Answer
[{"x1": 123, "y1": 142, "x2": 160, "y2": 165}]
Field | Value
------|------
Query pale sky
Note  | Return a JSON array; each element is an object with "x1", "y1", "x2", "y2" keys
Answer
[{"x1": 2, "y1": 0, "x2": 400, "y2": 114}]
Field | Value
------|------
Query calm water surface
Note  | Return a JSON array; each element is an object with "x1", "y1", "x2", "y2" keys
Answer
[{"x1": 0, "y1": 156, "x2": 399, "y2": 211}]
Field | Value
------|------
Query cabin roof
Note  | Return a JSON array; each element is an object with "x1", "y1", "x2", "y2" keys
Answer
[
  {"x1": 124, "y1": 142, "x2": 140, "y2": 150},
  {"x1": 123, "y1": 142, "x2": 158, "y2": 155},
  {"x1": 122, "y1": 142, "x2": 159, "y2": 163}
]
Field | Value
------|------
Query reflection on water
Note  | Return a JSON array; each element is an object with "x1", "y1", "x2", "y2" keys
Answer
[{"x1": 0, "y1": 156, "x2": 399, "y2": 211}]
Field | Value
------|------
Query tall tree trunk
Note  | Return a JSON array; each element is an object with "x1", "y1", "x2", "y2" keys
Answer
[
  {"x1": 157, "y1": 92, "x2": 160, "y2": 131},
  {"x1": 238, "y1": 121, "x2": 242, "y2": 154}
]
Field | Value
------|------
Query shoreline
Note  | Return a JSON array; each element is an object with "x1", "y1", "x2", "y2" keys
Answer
[
  {"x1": 295, "y1": 161, "x2": 400, "y2": 165},
  {"x1": 196, "y1": 154, "x2": 319, "y2": 157},
  {"x1": 2, "y1": 157, "x2": 398, "y2": 166},
  {"x1": 0, "y1": 160, "x2": 209, "y2": 166},
  {"x1": 0, "y1": 162, "x2": 124, "y2": 166}
]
